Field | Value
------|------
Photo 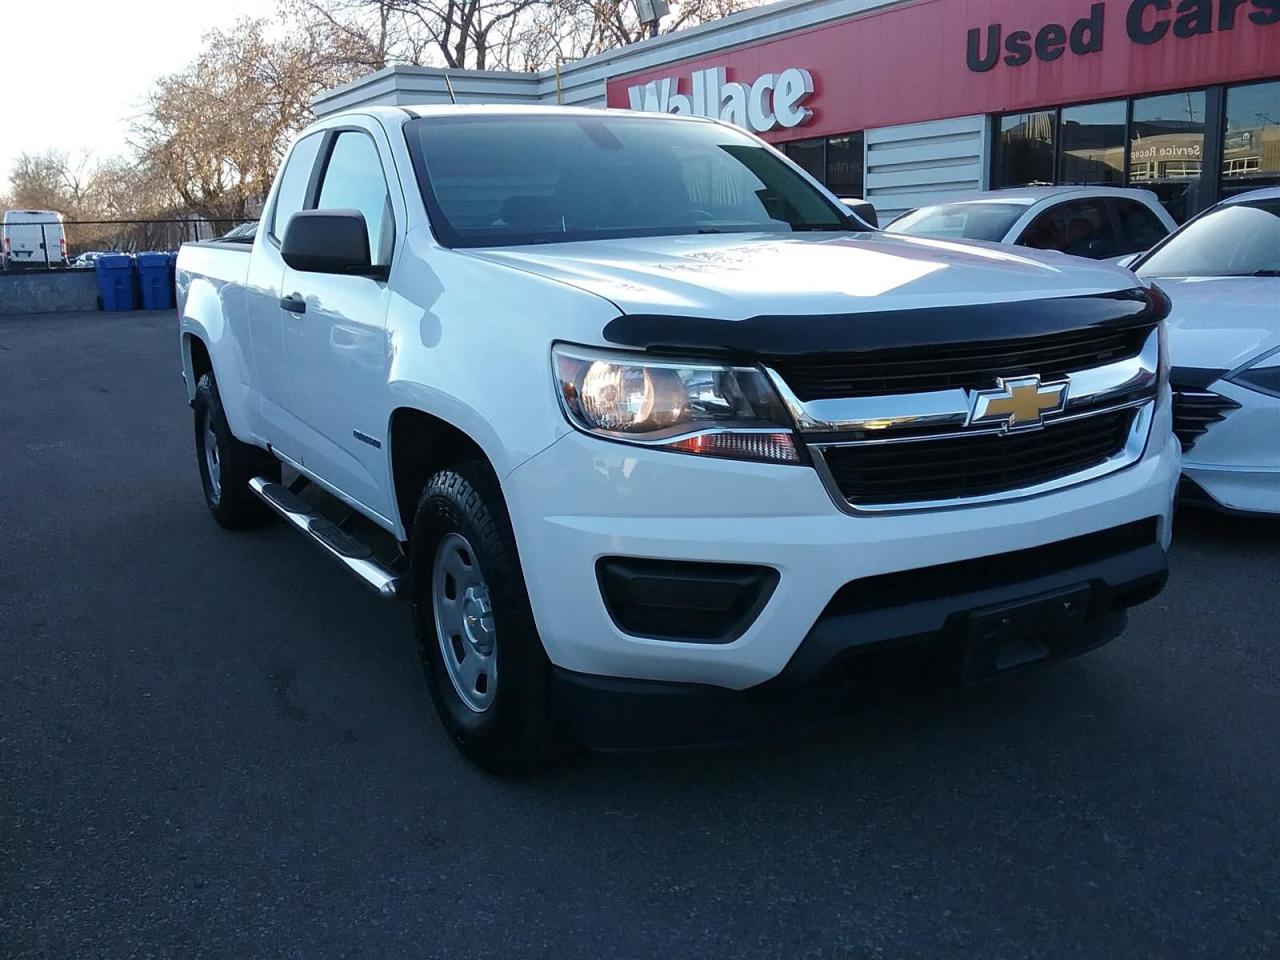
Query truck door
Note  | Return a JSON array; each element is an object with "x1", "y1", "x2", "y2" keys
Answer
[
  {"x1": 277, "y1": 124, "x2": 400, "y2": 523},
  {"x1": 247, "y1": 131, "x2": 325, "y2": 459}
]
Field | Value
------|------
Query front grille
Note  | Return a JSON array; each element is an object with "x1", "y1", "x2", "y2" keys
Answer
[
  {"x1": 1171, "y1": 389, "x2": 1239, "y2": 451},
  {"x1": 821, "y1": 408, "x2": 1136, "y2": 506},
  {"x1": 770, "y1": 323, "x2": 1155, "y2": 400}
]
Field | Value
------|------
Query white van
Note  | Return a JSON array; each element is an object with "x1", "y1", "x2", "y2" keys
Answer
[{"x1": 2, "y1": 210, "x2": 68, "y2": 270}]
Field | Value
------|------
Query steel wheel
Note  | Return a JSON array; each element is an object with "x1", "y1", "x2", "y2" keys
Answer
[
  {"x1": 203, "y1": 407, "x2": 222, "y2": 504},
  {"x1": 432, "y1": 532, "x2": 497, "y2": 713}
]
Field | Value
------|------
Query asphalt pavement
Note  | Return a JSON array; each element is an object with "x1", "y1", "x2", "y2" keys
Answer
[{"x1": 2, "y1": 310, "x2": 1277, "y2": 959}]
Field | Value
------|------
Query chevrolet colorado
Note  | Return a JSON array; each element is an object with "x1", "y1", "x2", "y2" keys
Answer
[{"x1": 177, "y1": 106, "x2": 1179, "y2": 770}]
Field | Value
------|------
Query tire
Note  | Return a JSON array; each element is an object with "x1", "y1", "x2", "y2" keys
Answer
[
  {"x1": 409, "y1": 461, "x2": 557, "y2": 773},
  {"x1": 192, "y1": 372, "x2": 278, "y2": 529}
]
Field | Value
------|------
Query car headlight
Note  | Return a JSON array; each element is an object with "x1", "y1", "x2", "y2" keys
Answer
[
  {"x1": 552, "y1": 345, "x2": 801, "y2": 464},
  {"x1": 1226, "y1": 346, "x2": 1280, "y2": 399}
]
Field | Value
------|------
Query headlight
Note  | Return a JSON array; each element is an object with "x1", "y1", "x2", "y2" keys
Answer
[
  {"x1": 1158, "y1": 317, "x2": 1171, "y2": 397},
  {"x1": 552, "y1": 345, "x2": 801, "y2": 464}
]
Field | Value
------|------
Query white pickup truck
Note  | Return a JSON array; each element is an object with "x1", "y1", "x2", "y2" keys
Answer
[{"x1": 177, "y1": 105, "x2": 1179, "y2": 770}]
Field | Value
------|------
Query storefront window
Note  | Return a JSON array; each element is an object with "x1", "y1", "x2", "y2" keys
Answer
[
  {"x1": 1130, "y1": 91, "x2": 1206, "y2": 223},
  {"x1": 825, "y1": 134, "x2": 864, "y2": 198},
  {"x1": 1222, "y1": 80, "x2": 1280, "y2": 197},
  {"x1": 1059, "y1": 100, "x2": 1126, "y2": 185},
  {"x1": 994, "y1": 111, "x2": 1056, "y2": 187},
  {"x1": 784, "y1": 139, "x2": 825, "y2": 183}
]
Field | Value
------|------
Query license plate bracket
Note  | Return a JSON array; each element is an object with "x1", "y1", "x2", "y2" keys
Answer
[{"x1": 962, "y1": 584, "x2": 1092, "y2": 682}]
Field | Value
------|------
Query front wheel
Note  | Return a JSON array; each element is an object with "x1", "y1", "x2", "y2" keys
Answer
[{"x1": 409, "y1": 462, "x2": 557, "y2": 773}]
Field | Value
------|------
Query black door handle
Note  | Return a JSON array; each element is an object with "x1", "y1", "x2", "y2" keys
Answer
[{"x1": 280, "y1": 294, "x2": 306, "y2": 314}]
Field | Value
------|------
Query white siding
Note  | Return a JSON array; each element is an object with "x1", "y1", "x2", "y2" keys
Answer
[{"x1": 864, "y1": 115, "x2": 991, "y2": 224}]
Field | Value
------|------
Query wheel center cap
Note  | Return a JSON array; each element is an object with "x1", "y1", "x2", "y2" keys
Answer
[{"x1": 461, "y1": 586, "x2": 494, "y2": 655}]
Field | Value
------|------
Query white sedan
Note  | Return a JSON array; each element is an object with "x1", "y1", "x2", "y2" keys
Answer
[
  {"x1": 885, "y1": 186, "x2": 1176, "y2": 262},
  {"x1": 1134, "y1": 186, "x2": 1280, "y2": 516}
]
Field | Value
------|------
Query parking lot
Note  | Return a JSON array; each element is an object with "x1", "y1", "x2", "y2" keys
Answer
[{"x1": 2, "y1": 309, "x2": 1277, "y2": 959}]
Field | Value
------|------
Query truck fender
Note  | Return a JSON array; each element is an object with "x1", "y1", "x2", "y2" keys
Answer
[{"x1": 179, "y1": 276, "x2": 254, "y2": 442}]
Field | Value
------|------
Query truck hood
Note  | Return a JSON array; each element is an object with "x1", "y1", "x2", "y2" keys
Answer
[
  {"x1": 466, "y1": 231, "x2": 1141, "y2": 320},
  {"x1": 1148, "y1": 275, "x2": 1280, "y2": 372}
]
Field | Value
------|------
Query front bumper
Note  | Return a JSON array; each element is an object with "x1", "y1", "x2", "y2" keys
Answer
[
  {"x1": 503, "y1": 405, "x2": 1180, "y2": 692},
  {"x1": 551, "y1": 530, "x2": 1167, "y2": 749},
  {"x1": 1179, "y1": 380, "x2": 1280, "y2": 516}
]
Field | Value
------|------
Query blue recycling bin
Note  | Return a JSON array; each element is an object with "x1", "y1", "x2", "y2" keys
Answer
[
  {"x1": 95, "y1": 255, "x2": 137, "y2": 312},
  {"x1": 136, "y1": 252, "x2": 175, "y2": 310}
]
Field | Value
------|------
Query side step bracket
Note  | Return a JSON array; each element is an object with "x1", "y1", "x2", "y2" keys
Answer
[{"x1": 249, "y1": 477, "x2": 402, "y2": 599}]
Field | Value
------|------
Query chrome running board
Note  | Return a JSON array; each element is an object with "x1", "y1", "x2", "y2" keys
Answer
[{"x1": 249, "y1": 476, "x2": 402, "y2": 599}]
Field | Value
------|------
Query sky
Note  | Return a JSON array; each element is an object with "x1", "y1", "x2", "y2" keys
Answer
[{"x1": 0, "y1": 0, "x2": 267, "y2": 189}]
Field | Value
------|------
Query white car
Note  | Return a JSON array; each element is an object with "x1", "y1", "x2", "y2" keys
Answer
[
  {"x1": 885, "y1": 186, "x2": 1176, "y2": 262},
  {"x1": 1134, "y1": 186, "x2": 1280, "y2": 516},
  {"x1": 2, "y1": 209, "x2": 68, "y2": 270},
  {"x1": 175, "y1": 106, "x2": 1179, "y2": 769}
]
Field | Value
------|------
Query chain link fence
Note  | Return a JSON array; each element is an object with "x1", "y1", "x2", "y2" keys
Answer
[{"x1": 1, "y1": 217, "x2": 257, "y2": 272}]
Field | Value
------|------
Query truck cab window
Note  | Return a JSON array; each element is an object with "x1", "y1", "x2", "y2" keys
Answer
[
  {"x1": 270, "y1": 133, "x2": 324, "y2": 241},
  {"x1": 316, "y1": 132, "x2": 394, "y2": 266}
]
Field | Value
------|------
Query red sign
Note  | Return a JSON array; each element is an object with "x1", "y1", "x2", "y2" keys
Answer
[{"x1": 605, "y1": 0, "x2": 1280, "y2": 141}]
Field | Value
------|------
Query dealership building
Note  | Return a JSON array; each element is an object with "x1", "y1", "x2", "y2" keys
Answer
[{"x1": 315, "y1": 0, "x2": 1280, "y2": 223}]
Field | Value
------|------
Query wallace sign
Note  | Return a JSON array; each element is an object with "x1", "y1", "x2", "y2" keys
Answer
[{"x1": 625, "y1": 67, "x2": 815, "y2": 133}]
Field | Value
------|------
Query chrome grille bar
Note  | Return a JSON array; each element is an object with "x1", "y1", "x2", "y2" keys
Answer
[{"x1": 766, "y1": 328, "x2": 1159, "y2": 439}]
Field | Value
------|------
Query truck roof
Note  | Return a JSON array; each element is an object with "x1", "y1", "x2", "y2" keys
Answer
[{"x1": 317, "y1": 103, "x2": 717, "y2": 127}]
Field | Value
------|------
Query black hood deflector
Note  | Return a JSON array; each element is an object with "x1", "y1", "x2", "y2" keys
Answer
[{"x1": 602, "y1": 286, "x2": 1170, "y2": 360}]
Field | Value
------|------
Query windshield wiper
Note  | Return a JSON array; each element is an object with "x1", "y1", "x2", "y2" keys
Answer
[
  {"x1": 1220, "y1": 269, "x2": 1280, "y2": 277},
  {"x1": 789, "y1": 223, "x2": 855, "y2": 232}
]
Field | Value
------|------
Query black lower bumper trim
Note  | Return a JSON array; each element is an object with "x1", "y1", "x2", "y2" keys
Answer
[{"x1": 553, "y1": 532, "x2": 1168, "y2": 752}]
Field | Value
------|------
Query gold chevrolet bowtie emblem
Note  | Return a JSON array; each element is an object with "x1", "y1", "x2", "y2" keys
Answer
[{"x1": 969, "y1": 375, "x2": 1069, "y2": 431}]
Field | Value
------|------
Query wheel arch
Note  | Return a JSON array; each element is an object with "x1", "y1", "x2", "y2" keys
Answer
[
  {"x1": 387, "y1": 406, "x2": 504, "y2": 540},
  {"x1": 183, "y1": 332, "x2": 213, "y2": 403}
]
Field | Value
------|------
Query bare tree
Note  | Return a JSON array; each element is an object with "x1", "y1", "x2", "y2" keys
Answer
[
  {"x1": 283, "y1": 0, "x2": 763, "y2": 73},
  {"x1": 283, "y1": 0, "x2": 545, "y2": 71},
  {"x1": 528, "y1": 0, "x2": 758, "y2": 68},
  {"x1": 132, "y1": 17, "x2": 355, "y2": 231},
  {"x1": 6, "y1": 150, "x2": 98, "y2": 217}
]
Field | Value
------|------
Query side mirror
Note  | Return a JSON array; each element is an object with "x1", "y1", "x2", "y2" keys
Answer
[
  {"x1": 281, "y1": 209, "x2": 387, "y2": 279},
  {"x1": 839, "y1": 197, "x2": 878, "y2": 229}
]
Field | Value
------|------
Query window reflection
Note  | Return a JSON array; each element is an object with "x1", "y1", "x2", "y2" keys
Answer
[
  {"x1": 995, "y1": 111, "x2": 1056, "y2": 187},
  {"x1": 783, "y1": 139, "x2": 825, "y2": 184},
  {"x1": 1130, "y1": 91, "x2": 1206, "y2": 223},
  {"x1": 1060, "y1": 100, "x2": 1126, "y2": 186},
  {"x1": 1223, "y1": 80, "x2": 1280, "y2": 197},
  {"x1": 825, "y1": 134, "x2": 864, "y2": 198}
]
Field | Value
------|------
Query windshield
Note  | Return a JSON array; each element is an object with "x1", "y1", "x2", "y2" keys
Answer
[
  {"x1": 405, "y1": 114, "x2": 861, "y2": 248},
  {"x1": 885, "y1": 201, "x2": 1029, "y2": 242},
  {"x1": 1138, "y1": 199, "x2": 1280, "y2": 278}
]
